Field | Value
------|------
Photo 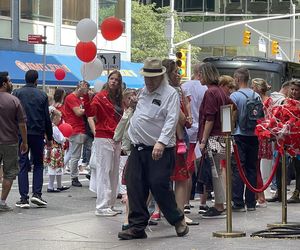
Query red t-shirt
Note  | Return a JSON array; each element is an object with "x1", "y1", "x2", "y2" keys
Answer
[
  {"x1": 64, "y1": 93, "x2": 85, "y2": 135},
  {"x1": 198, "y1": 85, "x2": 234, "y2": 140},
  {"x1": 83, "y1": 90, "x2": 122, "y2": 139}
]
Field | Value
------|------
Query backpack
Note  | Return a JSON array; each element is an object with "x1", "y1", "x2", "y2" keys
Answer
[{"x1": 238, "y1": 90, "x2": 264, "y2": 131}]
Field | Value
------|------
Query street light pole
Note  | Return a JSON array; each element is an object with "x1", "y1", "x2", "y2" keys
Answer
[
  {"x1": 168, "y1": 0, "x2": 175, "y2": 58},
  {"x1": 291, "y1": 0, "x2": 296, "y2": 62}
]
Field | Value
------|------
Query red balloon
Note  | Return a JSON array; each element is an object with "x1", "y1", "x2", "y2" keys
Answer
[
  {"x1": 100, "y1": 17, "x2": 123, "y2": 41},
  {"x1": 58, "y1": 123, "x2": 73, "y2": 138},
  {"x1": 54, "y1": 68, "x2": 66, "y2": 81},
  {"x1": 75, "y1": 41, "x2": 97, "y2": 62}
]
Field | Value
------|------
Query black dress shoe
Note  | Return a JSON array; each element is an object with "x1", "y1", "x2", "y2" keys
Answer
[
  {"x1": 72, "y1": 177, "x2": 82, "y2": 187},
  {"x1": 57, "y1": 186, "x2": 70, "y2": 191},
  {"x1": 47, "y1": 188, "x2": 61, "y2": 193},
  {"x1": 118, "y1": 228, "x2": 147, "y2": 240}
]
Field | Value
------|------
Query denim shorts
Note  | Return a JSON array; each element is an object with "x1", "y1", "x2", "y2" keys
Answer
[{"x1": 0, "y1": 144, "x2": 19, "y2": 180}]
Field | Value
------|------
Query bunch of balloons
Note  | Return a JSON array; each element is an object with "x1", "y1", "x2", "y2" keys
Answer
[
  {"x1": 76, "y1": 17, "x2": 123, "y2": 81},
  {"x1": 255, "y1": 98, "x2": 300, "y2": 156}
]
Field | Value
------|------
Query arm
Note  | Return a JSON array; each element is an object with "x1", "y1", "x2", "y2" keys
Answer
[
  {"x1": 152, "y1": 92, "x2": 180, "y2": 160},
  {"x1": 200, "y1": 120, "x2": 214, "y2": 149},
  {"x1": 18, "y1": 123, "x2": 28, "y2": 154},
  {"x1": 43, "y1": 96, "x2": 53, "y2": 141},
  {"x1": 113, "y1": 108, "x2": 133, "y2": 142},
  {"x1": 87, "y1": 116, "x2": 96, "y2": 136},
  {"x1": 72, "y1": 107, "x2": 85, "y2": 117}
]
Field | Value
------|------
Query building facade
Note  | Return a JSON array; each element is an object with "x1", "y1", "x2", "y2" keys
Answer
[
  {"x1": 145, "y1": 0, "x2": 300, "y2": 62},
  {"x1": 0, "y1": 0, "x2": 131, "y2": 60}
]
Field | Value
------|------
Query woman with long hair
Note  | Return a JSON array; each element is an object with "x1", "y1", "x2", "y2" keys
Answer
[
  {"x1": 82, "y1": 70, "x2": 123, "y2": 216},
  {"x1": 251, "y1": 78, "x2": 272, "y2": 207}
]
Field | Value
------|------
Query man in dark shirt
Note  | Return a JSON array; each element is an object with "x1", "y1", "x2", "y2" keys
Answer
[
  {"x1": 0, "y1": 72, "x2": 28, "y2": 212},
  {"x1": 13, "y1": 70, "x2": 52, "y2": 208}
]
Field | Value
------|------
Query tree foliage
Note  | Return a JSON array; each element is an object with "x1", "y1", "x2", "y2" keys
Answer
[{"x1": 131, "y1": 1, "x2": 201, "y2": 63}]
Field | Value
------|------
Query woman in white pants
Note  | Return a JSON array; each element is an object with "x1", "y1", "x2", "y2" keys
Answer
[{"x1": 82, "y1": 71, "x2": 123, "y2": 216}]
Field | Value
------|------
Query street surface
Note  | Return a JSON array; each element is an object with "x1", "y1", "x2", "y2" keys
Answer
[{"x1": 1, "y1": 173, "x2": 300, "y2": 250}]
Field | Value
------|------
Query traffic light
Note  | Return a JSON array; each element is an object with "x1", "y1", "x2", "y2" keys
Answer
[
  {"x1": 243, "y1": 30, "x2": 251, "y2": 46},
  {"x1": 271, "y1": 40, "x2": 279, "y2": 55},
  {"x1": 176, "y1": 49, "x2": 186, "y2": 77}
]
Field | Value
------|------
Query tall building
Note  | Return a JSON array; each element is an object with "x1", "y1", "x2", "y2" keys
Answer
[
  {"x1": 0, "y1": 0, "x2": 144, "y2": 88},
  {"x1": 145, "y1": 0, "x2": 300, "y2": 62}
]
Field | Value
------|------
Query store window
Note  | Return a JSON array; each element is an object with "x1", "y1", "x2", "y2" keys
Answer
[
  {"x1": 99, "y1": 0, "x2": 125, "y2": 30},
  {"x1": 0, "y1": 0, "x2": 11, "y2": 17},
  {"x1": 20, "y1": 0, "x2": 53, "y2": 22},
  {"x1": 62, "y1": 0, "x2": 90, "y2": 26}
]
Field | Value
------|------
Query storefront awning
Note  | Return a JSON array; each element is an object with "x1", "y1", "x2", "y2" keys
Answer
[{"x1": 0, "y1": 50, "x2": 145, "y2": 89}]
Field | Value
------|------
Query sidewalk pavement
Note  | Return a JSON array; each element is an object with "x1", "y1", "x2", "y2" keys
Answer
[{"x1": 0, "y1": 176, "x2": 300, "y2": 250}]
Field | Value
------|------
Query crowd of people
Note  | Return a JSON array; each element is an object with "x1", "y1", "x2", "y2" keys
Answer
[{"x1": 0, "y1": 57, "x2": 299, "y2": 240}]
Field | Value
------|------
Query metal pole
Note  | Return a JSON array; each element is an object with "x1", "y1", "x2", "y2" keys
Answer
[
  {"x1": 226, "y1": 134, "x2": 232, "y2": 233},
  {"x1": 187, "y1": 44, "x2": 191, "y2": 80},
  {"x1": 282, "y1": 150, "x2": 287, "y2": 224},
  {"x1": 42, "y1": 25, "x2": 47, "y2": 91},
  {"x1": 169, "y1": 0, "x2": 175, "y2": 58},
  {"x1": 291, "y1": 0, "x2": 296, "y2": 62}
]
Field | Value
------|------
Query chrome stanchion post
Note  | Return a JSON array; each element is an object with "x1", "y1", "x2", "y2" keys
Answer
[
  {"x1": 213, "y1": 105, "x2": 246, "y2": 238},
  {"x1": 268, "y1": 148, "x2": 300, "y2": 228}
]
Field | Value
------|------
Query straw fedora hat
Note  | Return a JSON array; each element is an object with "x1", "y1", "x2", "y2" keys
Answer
[{"x1": 140, "y1": 58, "x2": 166, "y2": 77}]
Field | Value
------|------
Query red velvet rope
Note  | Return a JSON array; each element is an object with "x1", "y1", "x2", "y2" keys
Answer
[{"x1": 233, "y1": 142, "x2": 281, "y2": 193}]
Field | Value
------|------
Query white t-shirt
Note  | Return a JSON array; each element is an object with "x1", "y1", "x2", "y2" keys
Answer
[{"x1": 181, "y1": 80, "x2": 207, "y2": 143}]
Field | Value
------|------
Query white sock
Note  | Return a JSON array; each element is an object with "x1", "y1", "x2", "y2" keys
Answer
[
  {"x1": 48, "y1": 175, "x2": 55, "y2": 190},
  {"x1": 56, "y1": 175, "x2": 62, "y2": 188}
]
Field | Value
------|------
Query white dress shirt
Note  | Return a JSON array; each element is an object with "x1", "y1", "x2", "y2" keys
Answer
[{"x1": 128, "y1": 82, "x2": 180, "y2": 147}]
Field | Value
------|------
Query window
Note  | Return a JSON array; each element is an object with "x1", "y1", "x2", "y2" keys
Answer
[
  {"x1": 20, "y1": 0, "x2": 53, "y2": 22},
  {"x1": 99, "y1": 0, "x2": 125, "y2": 30},
  {"x1": 0, "y1": 0, "x2": 11, "y2": 17},
  {"x1": 62, "y1": 0, "x2": 90, "y2": 26}
]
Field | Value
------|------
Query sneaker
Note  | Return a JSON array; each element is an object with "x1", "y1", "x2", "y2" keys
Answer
[
  {"x1": 198, "y1": 205, "x2": 209, "y2": 214},
  {"x1": 266, "y1": 193, "x2": 281, "y2": 202},
  {"x1": 247, "y1": 207, "x2": 256, "y2": 212},
  {"x1": 72, "y1": 177, "x2": 82, "y2": 187},
  {"x1": 47, "y1": 188, "x2": 61, "y2": 193},
  {"x1": 150, "y1": 212, "x2": 161, "y2": 221},
  {"x1": 111, "y1": 207, "x2": 123, "y2": 214},
  {"x1": 184, "y1": 204, "x2": 191, "y2": 214},
  {"x1": 0, "y1": 203, "x2": 13, "y2": 212},
  {"x1": 287, "y1": 190, "x2": 300, "y2": 203},
  {"x1": 232, "y1": 204, "x2": 246, "y2": 212},
  {"x1": 57, "y1": 186, "x2": 70, "y2": 191},
  {"x1": 201, "y1": 207, "x2": 226, "y2": 219},
  {"x1": 177, "y1": 142, "x2": 187, "y2": 154},
  {"x1": 95, "y1": 208, "x2": 118, "y2": 217},
  {"x1": 15, "y1": 199, "x2": 30, "y2": 209},
  {"x1": 30, "y1": 194, "x2": 47, "y2": 207},
  {"x1": 256, "y1": 201, "x2": 267, "y2": 208}
]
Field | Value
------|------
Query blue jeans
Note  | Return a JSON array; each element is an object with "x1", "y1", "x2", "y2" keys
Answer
[
  {"x1": 18, "y1": 135, "x2": 45, "y2": 200},
  {"x1": 232, "y1": 135, "x2": 259, "y2": 208}
]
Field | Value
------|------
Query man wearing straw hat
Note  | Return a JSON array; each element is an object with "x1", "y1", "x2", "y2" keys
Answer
[{"x1": 118, "y1": 58, "x2": 188, "y2": 240}]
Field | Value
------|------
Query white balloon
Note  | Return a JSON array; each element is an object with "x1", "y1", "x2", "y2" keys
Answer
[
  {"x1": 81, "y1": 58, "x2": 104, "y2": 81},
  {"x1": 76, "y1": 18, "x2": 97, "y2": 42},
  {"x1": 93, "y1": 80, "x2": 105, "y2": 93}
]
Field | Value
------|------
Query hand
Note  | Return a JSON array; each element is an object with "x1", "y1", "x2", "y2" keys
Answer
[
  {"x1": 20, "y1": 142, "x2": 28, "y2": 154},
  {"x1": 152, "y1": 142, "x2": 165, "y2": 161},
  {"x1": 46, "y1": 139, "x2": 52, "y2": 148},
  {"x1": 129, "y1": 96, "x2": 138, "y2": 109},
  {"x1": 186, "y1": 116, "x2": 193, "y2": 125},
  {"x1": 199, "y1": 143, "x2": 206, "y2": 153}
]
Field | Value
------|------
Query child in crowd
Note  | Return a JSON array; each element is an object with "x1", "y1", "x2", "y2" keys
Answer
[
  {"x1": 114, "y1": 88, "x2": 138, "y2": 230},
  {"x1": 44, "y1": 108, "x2": 70, "y2": 192}
]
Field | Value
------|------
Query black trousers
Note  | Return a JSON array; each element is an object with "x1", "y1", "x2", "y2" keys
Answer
[
  {"x1": 232, "y1": 135, "x2": 258, "y2": 208},
  {"x1": 126, "y1": 145, "x2": 184, "y2": 232}
]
